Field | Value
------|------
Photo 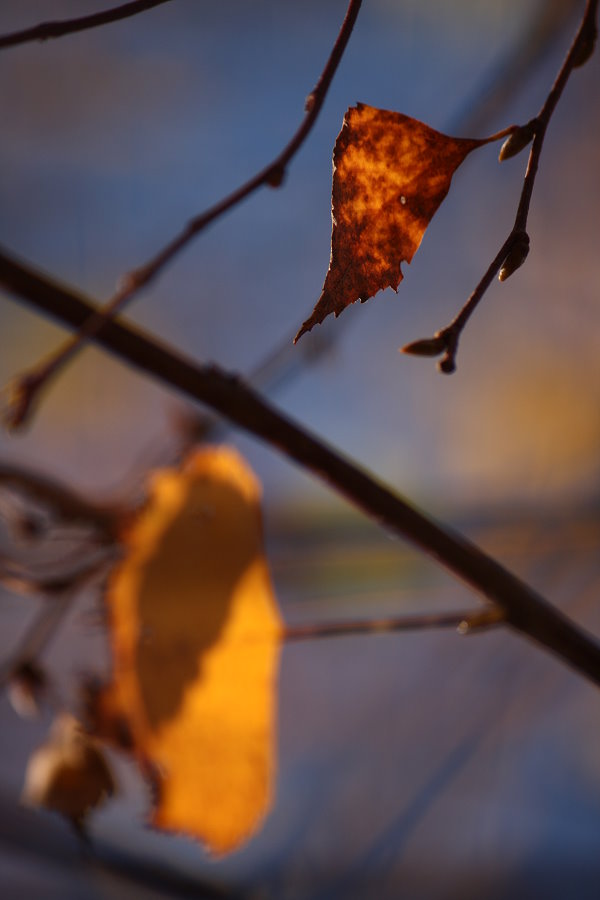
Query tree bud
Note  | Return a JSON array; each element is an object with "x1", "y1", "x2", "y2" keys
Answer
[
  {"x1": 572, "y1": 23, "x2": 597, "y2": 68},
  {"x1": 499, "y1": 121, "x2": 536, "y2": 162},
  {"x1": 498, "y1": 232, "x2": 530, "y2": 282}
]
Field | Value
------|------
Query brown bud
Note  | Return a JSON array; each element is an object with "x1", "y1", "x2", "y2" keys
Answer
[
  {"x1": 304, "y1": 92, "x2": 316, "y2": 113},
  {"x1": 438, "y1": 355, "x2": 456, "y2": 375},
  {"x1": 499, "y1": 121, "x2": 536, "y2": 162},
  {"x1": 8, "y1": 662, "x2": 46, "y2": 718},
  {"x1": 401, "y1": 334, "x2": 446, "y2": 357},
  {"x1": 572, "y1": 23, "x2": 597, "y2": 68},
  {"x1": 498, "y1": 232, "x2": 530, "y2": 282}
]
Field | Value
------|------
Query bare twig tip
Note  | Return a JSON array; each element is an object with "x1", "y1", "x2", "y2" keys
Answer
[
  {"x1": 1, "y1": 374, "x2": 43, "y2": 432},
  {"x1": 457, "y1": 608, "x2": 505, "y2": 634}
]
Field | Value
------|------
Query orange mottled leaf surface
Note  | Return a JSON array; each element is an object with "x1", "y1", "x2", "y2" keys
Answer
[
  {"x1": 296, "y1": 103, "x2": 491, "y2": 340},
  {"x1": 92, "y1": 446, "x2": 282, "y2": 855}
]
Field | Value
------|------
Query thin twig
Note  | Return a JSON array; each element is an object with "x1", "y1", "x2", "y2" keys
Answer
[
  {"x1": 283, "y1": 607, "x2": 503, "y2": 643},
  {"x1": 402, "y1": 0, "x2": 598, "y2": 372},
  {"x1": 0, "y1": 464, "x2": 120, "y2": 538},
  {"x1": 0, "y1": 1, "x2": 173, "y2": 50},
  {"x1": 175, "y1": 3, "x2": 578, "y2": 451},
  {"x1": 4, "y1": 0, "x2": 363, "y2": 429},
  {"x1": 2, "y1": 249, "x2": 600, "y2": 687},
  {"x1": 0, "y1": 555, "x2": 113, "y2": 689}
]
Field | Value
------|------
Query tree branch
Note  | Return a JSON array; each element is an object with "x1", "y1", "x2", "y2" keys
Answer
[
  {"x1": 0, "y1": 464, "x2": 119, "y2": 539},
  {"x1": 0, "y1": 554, "x2": 113, "y2": 692},
  {"x1": 403, "y1": 0, "x2": 598, "y2": 372},
  {"x1": 283, "y1": 607, "x2": 503, "y2": 644},
  {"x1": 2, "y1": 247, "x2": 600, "y2": 686},
  {"x1": 0, "y1": 1, "x2": 173, "y2": 50},
  {"x1": 5, "y1": 0, "x2": 363, "y2": 428}
]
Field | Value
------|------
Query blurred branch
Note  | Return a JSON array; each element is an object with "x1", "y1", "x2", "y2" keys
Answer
[
  {"x1": 2, "y1": 248, "x2": 600, "y2": 687},
  {"x1": 284, "y1": 607, "x2": 503, "y2": 643},
  {"x1": 0, "y1": 1, "x2": 173, "y2": 50},
  {"x1": 0, "y1": 464, "x2": 120, "y2": 539},
  {"x1": 402, "y1": 0, "x2": 598, "y2": 372},
  {"x1": 4, "y1": 0, "x2": 363, "y2": 429},
  {"x1": 451, "y1": 0, "x2": 579, "y2": 133},
  {"x1": 0, "y1": 554, "x2": 113, "y2": 691}
]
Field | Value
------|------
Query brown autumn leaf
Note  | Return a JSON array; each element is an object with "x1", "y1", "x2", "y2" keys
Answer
[
  {"x1": 295, "y1": 103, "x2": 494, "y2": 340},
  {"x1": 92, "y1": 446, "x2": 282, "y2": 856},
  {"x1": 22, "y1": 713, "x2": 116, "y2": 832}
]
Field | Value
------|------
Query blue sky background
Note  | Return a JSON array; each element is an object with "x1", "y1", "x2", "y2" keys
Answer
[
  {"x1": 1, "y1": 4, "x2": 600, "y2": 896},
  {"x1": 0, "y1": 0, "x2": 598, "y2": 516}
]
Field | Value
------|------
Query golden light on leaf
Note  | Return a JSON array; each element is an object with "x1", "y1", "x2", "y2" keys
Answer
[
  {"x1": 94, "y1": 446, "x2": 282, "y2": 855},
  {"x1": 296, "y1": 103, "x2": 490, "y2": 340}
]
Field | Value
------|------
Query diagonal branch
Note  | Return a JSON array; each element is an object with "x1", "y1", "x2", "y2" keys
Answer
[
  {"x1": 403, "y1": 0, "x2": 598, "y2": 372},
  {"x1": 5, "y1": 0, "x2": 363, "y2": 428},
  {"x1": 0, "y1": 1, "x2": 173, "y2": 50},
  {"x1": 1, "y1": 247, "x2": 600, "y2": 687}
]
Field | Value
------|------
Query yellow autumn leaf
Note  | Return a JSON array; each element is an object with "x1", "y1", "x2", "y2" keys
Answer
[{"x1": 94, "y1": 446, "x2": 283, "y2": 855}]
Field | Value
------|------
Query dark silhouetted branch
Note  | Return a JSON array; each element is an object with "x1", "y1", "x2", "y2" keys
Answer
[
  {"x1": 5, "y1": 0, "x2": 363, "y2": 428},
  {"x1": 2, "y1": 247, "x2": 600, "y2": 687},
  {"x1": 402, "y1": 0, "x2": 598, "y2": 372},
  {"x1": 0, "y1": 1, "x2": 173, "y2": 50}
]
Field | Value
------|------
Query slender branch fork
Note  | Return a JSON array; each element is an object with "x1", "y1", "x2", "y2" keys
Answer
[
  {"x1": 2, "y1": 249, "x2": 600, "y2": 686},
  {"x1": 2, "y1": 0, "x2": 363, "y2": 428},
  {"x1": 0, "y1": 1, "x2": 173, "y2": 49},
  {"x1": 402, "y1": 0, "x2": 598, "y2": 372}
]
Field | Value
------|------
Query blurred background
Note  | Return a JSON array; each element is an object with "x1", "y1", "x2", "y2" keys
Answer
[{"x1": 0, "y1": 1, "x2": 599, "y2": 897}]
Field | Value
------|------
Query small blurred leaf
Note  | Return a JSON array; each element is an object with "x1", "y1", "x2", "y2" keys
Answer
[
  {"x1": 22, "y1": 713, "x2": 115, "y2": 830},
  {"x1": 93, "y1": 446, "x2": 282, "y2": 856},
  {"x1": 296, "y1": 104, "x2": 491, "y2": 340}
]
